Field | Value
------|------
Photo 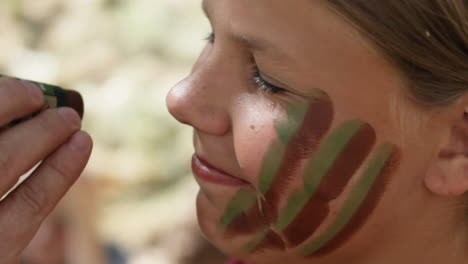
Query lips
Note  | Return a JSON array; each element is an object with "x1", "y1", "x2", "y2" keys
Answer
[{"x1": 191, "y1": 154, "x2": 250, "y2": 186}]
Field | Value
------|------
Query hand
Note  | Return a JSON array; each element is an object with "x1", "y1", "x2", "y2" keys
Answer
[{"x1": 0, "y1": 77, "x2": 93, "y2": 263}]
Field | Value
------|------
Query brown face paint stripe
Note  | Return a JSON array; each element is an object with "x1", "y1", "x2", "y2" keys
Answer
[
  {"x1": 243, "y1": 229, "x2": 286, "y2": 254},
  {"x1": 273, "y1": 122, "x2": 374, "y2": 231},
  {"x1": 243, "y1": 121, "x2": 375, "y2": 253},
  {"x1": 298, "y1": 143, "x2": 398, "y2": 256},
  {"x1": 224, "y1": 197, "x2": 273, "y2": 237},
  {"x1": 220, "y1": 189, "x2": 258, "y2": 231},
  {"x1": 262, "y1": 92, "x2": 334, "y2": 213},
  {"x1": 268, "y1": 92, "x2": 334, "y2": 194},
  {"x1": 223, "y1": 103, "x2": 306, "y2": 236},
  {"x1": 310, "y1": 146, "x2": 400, "y2": 257},
  {"x1": 243, "y1": 229, "x2": 270, "y2": 254},
  {"x1": 282, "y1": 198, "x2": 330, "y2": 247},
  {"x1": 282, "y1": 123, "x2": 376, "y2": 247},
  {"x1": 225, "y1": 92, "x2": 334, "y2": 236}
]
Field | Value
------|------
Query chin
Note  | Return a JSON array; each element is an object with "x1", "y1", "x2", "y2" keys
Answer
[
  {"x1": 195, "y1": 192, "x2": 294, "y2": 264},
  {"x1": 195, "y1": 192, "x2": 244, "y2": 257}
]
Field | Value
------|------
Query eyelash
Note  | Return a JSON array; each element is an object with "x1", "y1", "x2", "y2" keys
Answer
[
  {"x1": 205, "y1": 32, "x2": 215, "y2": 43},
  {"x1": 251, "y1": 71, "x2": 287, "y2": 94},
  {"x1": 204, "y1": 32, "x2": 286, "y2": 95}
]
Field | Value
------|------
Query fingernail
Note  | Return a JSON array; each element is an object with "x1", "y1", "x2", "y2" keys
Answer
[
  {"x1": 57, "y1": 107, "x2": 81, "y2": 128},
  {"x1": 69, "y1": 131, "x2": 91, "y2": 152},
  {"x1": 23, "y1": 81, "x2": 44, "y2": 105}
]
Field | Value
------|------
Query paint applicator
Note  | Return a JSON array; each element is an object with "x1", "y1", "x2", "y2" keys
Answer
[{"x1": 0, "y1": 74, "x2": 84, "y2": 127}]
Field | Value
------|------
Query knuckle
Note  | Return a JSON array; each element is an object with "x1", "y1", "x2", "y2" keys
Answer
[
  {"x1": 43, "y1": 158, "x2": 74, "y2": 185},
  {"x1": 35, "y1": 110, "x2": 54, "y2": 131},
  {"x1": 36, "y1": 110, "x2": 67, "y2": 133},
  {"x1": 16, "y1": 180, "x2": 45, "y2": 216}
]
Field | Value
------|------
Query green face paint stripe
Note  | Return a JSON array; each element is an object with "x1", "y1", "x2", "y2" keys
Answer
[
  {"x1": 222, "y1": 92, "x2": 333, "y2": 239},
  {"x1": 275, "y1": 101, "x2": 309, "y2": 144},
  {"x1": 244, "y1": 229, "x2": 286, "y2": 253},
  {"x1": 302, "y1": 119, "x2": 364, "y2": 195},
  {"x1": 220, "y1": 189, "x2": 257, "y2": 231},
  {"x1": 265, "y1": 120, "x2": 366, "y2": 232},
  {"x1": 243, "y1": 229, "x2": 270, "y2": 253},
  {"x1": 258, "y1": 140, "x2": 287, "y2": 194},
  {"x1": 221, "y1": 101, "x2": 312, "y2": 234},
  {"x1": 273, "y1": 189, "x2": 309, "y2": 230},
  {"x1": 298, "y1": 143, "x2": 394, "y2": 256},
  {"x1": 259, "y1": 101, "x2": 310, "y2": 194}
]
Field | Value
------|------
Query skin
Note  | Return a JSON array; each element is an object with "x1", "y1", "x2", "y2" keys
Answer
[
  {"x1": 221, "y1": 98, "x2": 399, "y2": 255},
  {"x1": 0, "y1": 77, "x2": 93, "y2": 263},
  {"x1": 166, "y1": 0, "x2": 468, "y2": 263}
]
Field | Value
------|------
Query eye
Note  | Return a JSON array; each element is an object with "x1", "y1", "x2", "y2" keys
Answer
[
  {"x1": 251, "y1": 71, "x2": 287, "y2": 94},
  {"x1": 205, "y1": 32, "x2": 215, "y2": 43}
]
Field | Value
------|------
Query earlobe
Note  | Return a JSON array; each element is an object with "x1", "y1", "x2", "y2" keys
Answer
[{"x1": 424, "y1": 109, "x2": 468, "y2": 196}]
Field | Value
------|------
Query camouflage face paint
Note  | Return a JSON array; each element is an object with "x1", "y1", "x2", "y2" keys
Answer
[
  {"x1": 216, "y1": 87, "x2": 400, "y2": 257},
  {"x1": 220, "y1": 91, "x2": 333, "y2": 236},
  {"x1": 306, "y1": 144, "x2": 400, "y2": 257},
  {"x1": 279, "y1": 121, "x2": 376, "y2": 247},
  {"x1": 274, "y1": 121, "x2": 375, "y2": 229},
  {"x1": 299, "y1": 143, "x2": 399, "y2": 256},
  {"x1": 220, "y1": 188, "x2": 258, "y2": 231},
  {"x1": 1, "y1": 74, "x2": 84, "y2": 128},
  {"x1": 244, "y1": 228, "x2": 285, "y2": 253},
  {"x1": 242, "y1": 121, "x2": 378, "y2": 253}
]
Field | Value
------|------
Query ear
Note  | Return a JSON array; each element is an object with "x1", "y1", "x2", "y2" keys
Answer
[{"x1": 424, "y1": 102, "x2": 468, "y2": 196}]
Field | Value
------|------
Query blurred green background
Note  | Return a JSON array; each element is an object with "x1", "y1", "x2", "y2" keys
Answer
[{"x1": 0, "y1": 0, "x2": 226, "y2": 263}]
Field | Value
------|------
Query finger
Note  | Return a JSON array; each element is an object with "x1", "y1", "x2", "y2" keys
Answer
[
  {"x1": 0, "y1": 77, "x2": 44, "y2": 126},
  {"x1": 0, "y1": 131, "x2": 92, "y2": 260},
  {"x1": 0, "y1": 107, "x2": 81, "y2": 197}
]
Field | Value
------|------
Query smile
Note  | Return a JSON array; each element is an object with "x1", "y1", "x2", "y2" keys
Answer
[{"x1": 191, "y1": 154, "x2": 250, "y2": 186}]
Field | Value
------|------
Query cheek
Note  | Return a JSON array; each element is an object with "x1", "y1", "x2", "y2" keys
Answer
[
  {"x1": 216, "y1": 90, "x2": 402, "y2": 260},
  {"x1": 232, "y1": 98, "x2": 287, "y2": 185}
]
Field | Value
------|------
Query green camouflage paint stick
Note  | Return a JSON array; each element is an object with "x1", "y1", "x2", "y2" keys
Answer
[{"x1": 0, "y1": 74, "x2": 84, "y2": 128}]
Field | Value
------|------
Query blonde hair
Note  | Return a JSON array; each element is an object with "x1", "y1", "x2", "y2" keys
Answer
[
  {"x1": 324, "y1": 0, "x2": 468, "y2": 107},
  {"x1": 323, "y1": 0, "x2": 468, "y2": 229}
]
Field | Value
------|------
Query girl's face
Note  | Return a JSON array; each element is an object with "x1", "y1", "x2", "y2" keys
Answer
[{"x1": 167, "y1": 0, "x2": 439, "y2": 263}]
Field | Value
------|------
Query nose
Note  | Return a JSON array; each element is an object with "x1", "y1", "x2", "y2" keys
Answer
[{"x1": 166, "y1": 73, "x2": 231, "y2": 135}]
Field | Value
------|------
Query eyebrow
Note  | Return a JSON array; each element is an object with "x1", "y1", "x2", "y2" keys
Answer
[{"x1": 201, "y1": 0, "x2": 278, "y2": 52}]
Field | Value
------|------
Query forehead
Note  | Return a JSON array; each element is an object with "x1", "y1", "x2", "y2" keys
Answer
[
  {"x1": 203, "y1": 0, "x2": 381, "y2": 75},
  {"x1": 203, "y1": 0, "x2": 364, "y2": 48},
  {"x1": 203, "y1": 0, "x2": 404, "y2": 130},
  {"x1": 207, "y1": 0, "x2": 390, "y2": 83}
]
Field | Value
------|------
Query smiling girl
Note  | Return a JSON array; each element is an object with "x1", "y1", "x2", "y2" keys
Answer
[{"x1": 166, "y1": 1, "x2": 468, "y2": 264}]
